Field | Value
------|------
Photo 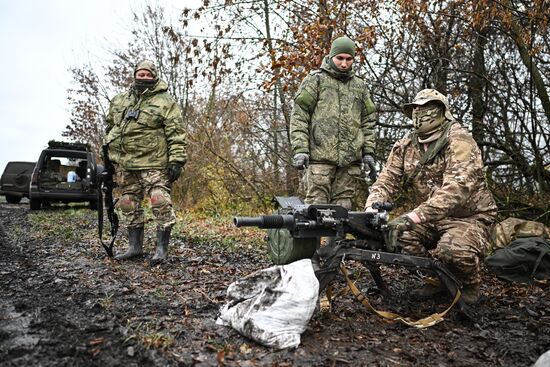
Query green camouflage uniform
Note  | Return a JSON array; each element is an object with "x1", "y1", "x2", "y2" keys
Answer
[
  {"x1": 106, "y1": 79, "x2": 187, "y2": 229},
  {"x1": 115, "y1": 169, "x2": 175, "y2": 228},
  {"x1": 365, "y1": 122, "x2": 497, "y2": 287},
  {"x1": 290, "y1": 56, "x2": 377, "y2": 209}
]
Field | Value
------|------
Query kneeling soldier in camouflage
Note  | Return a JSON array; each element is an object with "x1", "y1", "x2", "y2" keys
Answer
[
  {"x1": 365, "y1": 89, "x2": 497, "y2": 304},
  {"x1": 105, "y1": 60, "x2": 187, "y2": 264}
]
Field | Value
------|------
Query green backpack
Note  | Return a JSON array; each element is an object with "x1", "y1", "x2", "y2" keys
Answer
[{"x1": 485, "y1": 237, "x2": 550, "y2": 284}]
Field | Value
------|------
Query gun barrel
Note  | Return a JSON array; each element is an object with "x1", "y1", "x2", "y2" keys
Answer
[{"x1": 233, "y1": 215, "x2": 294, "y2": 229}]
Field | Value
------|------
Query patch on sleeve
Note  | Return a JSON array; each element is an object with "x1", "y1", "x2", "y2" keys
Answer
[
  {"x1": 295, "y1": 89, "x2": 315, "y2": 112},
  {"x1": 364, "y1": 97, "x2": 376, "y2": 115},
  {"x1": 452, "y1": 140, "x2": 473, "y2": 162}
]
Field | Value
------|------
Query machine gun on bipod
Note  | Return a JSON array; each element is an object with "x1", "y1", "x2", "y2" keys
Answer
[{"x1": 234, "y1": 196, "x2": 473, "y2": 324}]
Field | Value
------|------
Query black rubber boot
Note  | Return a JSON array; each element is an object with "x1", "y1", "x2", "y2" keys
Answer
[
  {"x1": 151, "y1": 227, "x2": 171, "y2": 265},
  {"x1": 115, "y1": 227, "x2": 144, "y2": 260}
]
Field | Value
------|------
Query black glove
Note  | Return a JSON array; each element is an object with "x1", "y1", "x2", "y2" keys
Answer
[
  {"x1": 292, "y1": 153, "x2": 310, "y2": 170},
  {"x1": 167, "y1": 163, "x2": 183, "y2": 183},
  {"x1": 362, "y1": 154, "x2": 377, "y2": 181},
  {"x1": 384, "y1": 214, "x2": 415, "y2": 253}
]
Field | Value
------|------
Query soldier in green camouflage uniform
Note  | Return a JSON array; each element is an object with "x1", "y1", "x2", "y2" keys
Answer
[
  {"x1": 290, "y1": 36, "x2": 377, "y2": 210},
  {"x1": 365, "y1": 89, "x2": 497, "y2": 304},
  {"x1": 106, "y1": 60, "x2": 187, "y2": 264}
]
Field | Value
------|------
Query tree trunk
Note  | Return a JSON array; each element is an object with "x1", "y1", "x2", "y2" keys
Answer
[
  {"x1": 469, "y1": 27, "x2": 489, "y2": 153},
  {"x1": 505, "y1": 0, "x2": 550, "y2": 125},
  {"x1": 262, "y1": 0, "x2": 295, "y2": 193}
]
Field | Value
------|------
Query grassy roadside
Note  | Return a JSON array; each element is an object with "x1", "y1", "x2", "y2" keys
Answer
[
  {"x1": 23, "y1": 203, "x2": 266, "y2": 251},
  {"x1": 173, "y1": 210, "x2": 266, "y2": 250}
]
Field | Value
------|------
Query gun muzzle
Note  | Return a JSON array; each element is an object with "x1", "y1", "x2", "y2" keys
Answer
[{"x1": 233, "y1": 215, "x2": 294, "y2": 229}]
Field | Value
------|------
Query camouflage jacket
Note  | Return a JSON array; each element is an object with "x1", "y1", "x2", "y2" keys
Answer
[
  {"x1": 289, "y1": 57, "x2": 377, "y2": 167},
  {"x1": 365, "y1": 122, "x2": 497, "y2": 223},
  {"x1": 106, "y1": 80, "x2": 187, "y2": 171}
]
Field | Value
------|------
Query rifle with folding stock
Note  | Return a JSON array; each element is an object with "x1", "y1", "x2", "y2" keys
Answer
[{"x1": 234, "y1": 196, "x2": 472, "y2": 321}]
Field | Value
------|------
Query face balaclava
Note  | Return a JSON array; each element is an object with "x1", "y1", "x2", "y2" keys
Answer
[
  {"x1": 133, "y1": 59, "x2": 158, "y2": 94},
  {"x1": 402, "y1": 89, "x2": 455, "y2": 143},
  {"x1": 411, "y1": 103, "x2": 447, "y2": 143}
]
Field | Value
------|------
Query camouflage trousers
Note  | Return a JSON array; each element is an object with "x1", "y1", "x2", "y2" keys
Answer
[
  {"x1": 304, "y1": 163, "x2": 362, "y2": 209},
  {"x1": 115, "y1": 169, "x2": 176, "y2": 230},
  {"x1": 400, "y1": 214, "x2": 495, "y2": 287}
]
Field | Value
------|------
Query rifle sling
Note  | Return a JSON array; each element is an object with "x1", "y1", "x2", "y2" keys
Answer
[
  {"x1": 340, "y1": 263, "x2": 461, "y2": 328},
  {"x1": 97, "y1": 178, "x2": 117, "y2": 258}
]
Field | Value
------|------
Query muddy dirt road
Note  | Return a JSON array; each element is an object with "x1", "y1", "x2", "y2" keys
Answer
[{"x1": 0, "y1": 202, "x2": 548, "y2": 366}]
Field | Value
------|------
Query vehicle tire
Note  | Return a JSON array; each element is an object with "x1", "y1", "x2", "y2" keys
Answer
[
  {"x1": 30, "y1": 198, "x2": 41, "y2": 210},
  {"x1": 89, "y1": 200, "x2": 98, "y2": 210},
  {"x1": 5, "y1": 195, "x2": 22, "y2": 204}
]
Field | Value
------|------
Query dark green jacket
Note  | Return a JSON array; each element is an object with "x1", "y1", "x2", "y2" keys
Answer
[
  {"x1": 106, "y1": 80, "x2": 187, "y2": 170},
  {"x1": 289, "y1": 57, "x2": 377, "y2": 167}
]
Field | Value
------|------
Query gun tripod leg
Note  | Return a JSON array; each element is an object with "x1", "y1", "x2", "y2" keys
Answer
[
  {"x1": 434, "y1": 269, "x2": 477, "y2": 322},
  {"x1": 316, "y1": 269, "x2": 338, "y2": 293},
  {"x1": 362, "y1": 262, "x2": 390, "y2": 297}
]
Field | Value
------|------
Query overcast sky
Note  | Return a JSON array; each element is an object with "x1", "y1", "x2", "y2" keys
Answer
[{"x1": 0, "y1": 0, "x2": 194, "y2": 173}]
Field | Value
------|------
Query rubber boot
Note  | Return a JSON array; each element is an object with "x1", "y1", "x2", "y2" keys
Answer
[
  {"x1": 115, "y1": 227, "x2": 144, "y2": 260},
  {"x1": 151, "y1": 227, "x2": 171, "y2": 265}
]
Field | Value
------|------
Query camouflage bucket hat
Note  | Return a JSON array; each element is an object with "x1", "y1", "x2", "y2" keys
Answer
[
  {"x1": 402, "y1": 89, "x2": 454, "y2": 120},
  {"x1": 134, "y1": 59, "x2": 158, "y2": 79}
]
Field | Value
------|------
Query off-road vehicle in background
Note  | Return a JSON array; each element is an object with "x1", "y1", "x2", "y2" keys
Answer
[
  {"x1": 29, "y1": 141, "x2": 99, "y2": 210},
  {"x1": 0, "y1": 161, "x2": 36, "y2": 203}
]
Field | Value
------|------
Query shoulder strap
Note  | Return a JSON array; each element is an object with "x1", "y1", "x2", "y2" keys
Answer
[
  {"x1": 309, "y1": 70, "x2": 322, "y2": 116},
  {"x1": 403, "y1": 122, "x2": 453, "y2": 188},
  {"x1": 340, "y1": 264, "x2": 460, "y2": 328}
]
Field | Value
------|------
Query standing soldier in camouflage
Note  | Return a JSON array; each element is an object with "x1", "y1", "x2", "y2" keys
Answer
[
  {"x1": 365, "y1": 89, "x2": 497, "y2": 304},
  {"x1": 290, "y1": 36, "x2": 377, "y2": 210},
  {"x1": 105, "y1": 60, "x2": 187, "y2": 264}
]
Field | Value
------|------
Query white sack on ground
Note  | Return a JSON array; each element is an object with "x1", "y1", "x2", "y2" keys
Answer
[
  {"x1": 534, "y1": 350, "x2": 550, "y2": 367},
  {"x1": 216, "y1": 258, "x2": 319, "y2": 349}
]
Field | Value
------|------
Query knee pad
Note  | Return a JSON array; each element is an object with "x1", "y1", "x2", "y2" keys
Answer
[
  {"x1": 117, "y1": 194, "x2": 138, "y2": 213},
  {"x1": 150, "y1": 189, "x2": 170, "y2": 209}
]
